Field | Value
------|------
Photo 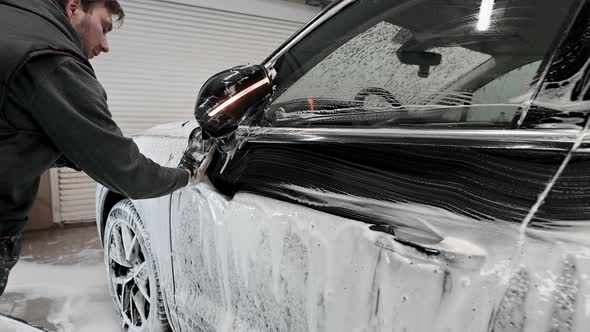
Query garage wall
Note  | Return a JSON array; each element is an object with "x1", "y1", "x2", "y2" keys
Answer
[
  {"x1": 55, "y1": 0, "x2": 315, "y2": 223},
  {"x1": 159, "y1": 0, "x2": 321, "y2": 21}
]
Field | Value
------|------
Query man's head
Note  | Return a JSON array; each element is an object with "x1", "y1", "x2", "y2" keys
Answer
[{"x1": 62, "y1": 0, "x2": 125, "y2": 59}]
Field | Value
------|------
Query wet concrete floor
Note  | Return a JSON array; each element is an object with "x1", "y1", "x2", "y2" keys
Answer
[{"x1": 0, "y1": 224, "x2": 120, "y2": 332}]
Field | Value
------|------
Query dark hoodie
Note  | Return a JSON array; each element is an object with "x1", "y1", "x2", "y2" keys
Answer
[{"x1": 0, "y1": 0, "x2": 189, "y2": 233}]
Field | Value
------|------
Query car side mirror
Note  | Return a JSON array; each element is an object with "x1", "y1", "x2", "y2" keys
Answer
[
  {"x1": 194, "y1": 64, "x2": 272, "y2": 139},
  {"x1": 397, "y1": 50, "x2": 442, "y2": 78}
]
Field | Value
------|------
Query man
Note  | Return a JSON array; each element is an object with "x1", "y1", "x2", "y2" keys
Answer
[{"x1": 0, "y1": 0, "x2": 200, "y2": 295}]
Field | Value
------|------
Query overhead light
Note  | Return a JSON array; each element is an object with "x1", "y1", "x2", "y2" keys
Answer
[{"x1": 476, "y1": 0, "x2": 495, "y2": 31}]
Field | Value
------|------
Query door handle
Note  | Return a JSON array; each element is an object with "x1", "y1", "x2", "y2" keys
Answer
[{"x1": 370, "y1": 223, "x2": 487, "y2": 270}]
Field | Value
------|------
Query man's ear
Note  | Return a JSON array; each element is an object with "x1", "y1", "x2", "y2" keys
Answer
[{"x1": 64, "y1": 0, "x2": 82, "y2": 20}]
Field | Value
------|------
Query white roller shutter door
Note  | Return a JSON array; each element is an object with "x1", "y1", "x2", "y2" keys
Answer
[{"x1": 57, "y1": 0, "x2": 305, "y2": 222}]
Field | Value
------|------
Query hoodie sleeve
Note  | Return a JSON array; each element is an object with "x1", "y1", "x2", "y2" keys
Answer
[{"x1": 14, "y1": 56, "x2": 189, "y2": 199}]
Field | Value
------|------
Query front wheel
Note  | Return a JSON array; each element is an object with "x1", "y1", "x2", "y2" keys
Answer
[{"x1": 103, "y1": 199, "x2": 170, "y2": 332}]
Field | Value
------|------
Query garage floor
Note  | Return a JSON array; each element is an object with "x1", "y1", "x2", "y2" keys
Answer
[{"x1": 0, "y1": 224, "x2": 120, "y2": 332}]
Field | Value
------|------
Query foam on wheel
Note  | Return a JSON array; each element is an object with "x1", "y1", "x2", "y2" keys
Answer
[{"x1": 104, "y1": 199, "x2": 171, "y2": 332}]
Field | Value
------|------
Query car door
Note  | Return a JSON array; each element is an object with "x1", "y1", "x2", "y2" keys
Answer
[
  {"x1": 169, "y1": 0, "x2": 589, "y2": 331},
  {"x1": 505, "y1": 6, "x2": 590, "y2": 332}
]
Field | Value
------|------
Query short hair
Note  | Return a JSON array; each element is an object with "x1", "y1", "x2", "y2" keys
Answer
[
  {"x1": 81, "y1": 0, "x2": 125, "y2": 26},
  {"x1": 51, "y1": 0, "x2": 125, "y2": 25}
]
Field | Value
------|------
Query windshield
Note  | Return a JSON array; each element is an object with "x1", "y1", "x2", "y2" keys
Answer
[{"x1": 262, "y1": 0, "x2": 582, "y2": 128}]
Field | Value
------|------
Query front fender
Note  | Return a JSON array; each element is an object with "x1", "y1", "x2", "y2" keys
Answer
[{"x1": 95, "y1": 119, "x2": 197, "y2": 247}]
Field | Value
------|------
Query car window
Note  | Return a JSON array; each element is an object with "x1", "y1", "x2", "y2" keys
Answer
[
  {"x1": 467, "y1": 61, "x2": 541, "y2": 123},
  {"x1": 261, "y1": 0, "x2": 581, "y2": 129},
  {"x1": 522, "y1": 2, "x2": 590, "y2": 129}
]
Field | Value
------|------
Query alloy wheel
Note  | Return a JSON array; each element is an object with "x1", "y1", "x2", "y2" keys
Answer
[{"x1": 107, "y1": 220, "x2": 152, "y2": 329}]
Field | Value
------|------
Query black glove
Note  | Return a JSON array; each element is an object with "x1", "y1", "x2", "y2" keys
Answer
[{"x1": 178, "y1": 128, "x2": 215, "y2": 184}]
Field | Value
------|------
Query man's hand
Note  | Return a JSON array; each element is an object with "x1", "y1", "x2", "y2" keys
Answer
[{"x1": 178, "y1": 128, "x2": 215, "y2": 186}]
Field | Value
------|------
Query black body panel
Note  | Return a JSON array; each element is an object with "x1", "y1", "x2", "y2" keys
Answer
[{"x1": 208, "y1": 141, "x2": 585, "y2": 227}]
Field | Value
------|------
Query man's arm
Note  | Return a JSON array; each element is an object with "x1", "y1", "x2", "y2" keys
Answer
[{"x1": 13, "y1": 56, "x2": 189, "y2": 199}]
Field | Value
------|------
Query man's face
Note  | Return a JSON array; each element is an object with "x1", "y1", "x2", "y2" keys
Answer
[{"x1": 70, "y1": 4, "x2": 113, "y2": 59}]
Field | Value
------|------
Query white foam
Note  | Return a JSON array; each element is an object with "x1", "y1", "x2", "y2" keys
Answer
[{"x1": 4, "y1": 262, "x2": 119, "y2": 332}]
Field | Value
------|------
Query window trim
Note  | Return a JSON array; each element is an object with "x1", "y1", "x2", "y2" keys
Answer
[
  {"x1": 236, "y1": 126, "x2": 585, "y2": 152},
  {"x1": 263, "y1": 0, "x2": 354, "y2": 72}
]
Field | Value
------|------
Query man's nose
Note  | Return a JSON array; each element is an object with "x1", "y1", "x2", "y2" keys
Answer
[{"x1": 101, "y1": 38, "x2": 110, "y2": 53}]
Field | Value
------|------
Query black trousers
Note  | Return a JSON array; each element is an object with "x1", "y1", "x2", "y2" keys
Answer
[{"x1": 0, "y1": 220, "x2": 26, "y2": 296}]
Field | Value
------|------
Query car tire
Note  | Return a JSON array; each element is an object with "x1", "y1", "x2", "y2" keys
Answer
[{"x1": 103, "y1": 199, "x2": 171, "y2": 332}]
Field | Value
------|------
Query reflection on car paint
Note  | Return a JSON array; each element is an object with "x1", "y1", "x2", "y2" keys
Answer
[
  {"x1": 519, "y1": 118, "x2": 590, "y2": 233},
  {"x1": 210, "y1": 141, "x2": 581, "y2": 223}
]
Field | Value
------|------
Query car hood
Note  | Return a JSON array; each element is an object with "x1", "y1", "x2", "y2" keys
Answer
[{"x1": 132, "y1": 120, "x2": 198, "y2": 139}]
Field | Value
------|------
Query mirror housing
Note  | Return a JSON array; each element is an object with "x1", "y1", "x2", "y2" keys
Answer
[
  {"x1": 397, "y1": 50, "x2": 442, "y2": 78},
  {"x1": 194, "y1": 64, "x2": 272, "y2": 139}
]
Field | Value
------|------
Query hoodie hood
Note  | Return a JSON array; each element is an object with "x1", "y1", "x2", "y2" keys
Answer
[
  {"x1": 0, "y1": 0, "x2": 84, "y2": 54},
  {"x1": 0, "y1": 0, "x2": 90, "y2": 72},
  {"x1": 0, "y1": 0, "x2": 93, "y2": 111},
  {"x1": 0, "y1": 0, "x2": 94, "y2": 118}
]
